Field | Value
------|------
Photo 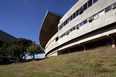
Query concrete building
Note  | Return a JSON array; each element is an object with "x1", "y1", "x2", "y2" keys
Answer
[
  {"x1": 0, "y1": 30, "x2": 16, "y2": 46},
  {"x1": 40, "y1": 0, "x2": 116, "y2": 57},
  {"x1": 0, "y1": 30, "x2": 16, "y2": 64}
]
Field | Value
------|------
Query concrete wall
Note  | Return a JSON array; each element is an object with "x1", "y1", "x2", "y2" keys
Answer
[
  {"x1": 59, "y1": 0, "x2": 88, "y2": 26},
  {"x1": 45, "y1": 32, "x2": 59, "y2": 54},
  {"x1": 45, "y1": 0, "x2": 116, "y2": 57},
  {"x1": 46, "y1": 50, "x2": 58, "y2": 57}
]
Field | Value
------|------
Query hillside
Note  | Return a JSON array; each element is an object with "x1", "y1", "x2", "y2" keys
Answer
[{"x1": 0, "y1": 46, "x2": 116, "y2": 77}]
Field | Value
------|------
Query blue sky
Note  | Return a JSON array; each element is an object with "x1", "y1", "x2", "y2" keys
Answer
[{"x1": 0, "y1": 0, "x2": 78, "y2": 58}]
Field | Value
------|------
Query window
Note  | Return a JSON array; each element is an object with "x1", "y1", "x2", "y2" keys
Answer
[
  {"x1": 63, "y1": 22, "x2": 65, "y2": 27},
  {"x1": 78, "y1": 7, "x2": 84, "y2": 15},
  {"x1": 61, "y1": 24, "x2": 63, "y2": 28},
  {"x1": 64, "y1": 21, "x2": 66, "y2": 25},
  {"x1": 113, "y1": 3, "x2": 116, "y2": 9},
  {"x1": 75, "y1": 10, "x2": 78, "y2": 17},
  {"x1": 75, "y1": 25, "x2": 79, "y2": 29},
  {"x1": 75, "y1": 11, "x2": 78, "y2": 17},
  {"x1": 73, "y1": 13, "x2": 76, "y2": 19},
  {"x1": 60, "y1": 33, "x2": 65, "y2": 38},
  {"x1": 67, "y1": 18, "x2": 69, "y2": 23},
  {"x1": 59, "y1": 26, "x2": 62, "y2": 30},
  {"x1": 83, "y1": 19, "x2": 87, "y2": 24},
  {"x1": 65, "y1": 20, "x2": 68, "y2": 25},
  {"x1": 70, "y1": 15, "x2": 73, "y2": 20},
  {"x1": 88, "y1": 16, "x2": 94, "y2": 23},
  {"x1": 84, "y1": 3, "x2": 88, "y2": 11},
  {"x1": 55, "y1": 37, "x2": 58, "y2": 41},
  {"x1": 99, "y1": 10, "x2": 105, "y2": 17},
  {"x1": 88, "y1": 0, "x2": 92, "y2": 7},
  {"x1": 79, "y1": 22, "x2": 83, "y2": 27},
  {"x1": 105, "y1": 5, "x2": 112, "y2": 13},
  {"x1": 93, "y1": 0, "x2": 98, "y2": 3},
  {"x1": 72, "y1": 26, "x2": 76, "y2": 31},
  {"x1": 65, "y1": 31, "x2": 69, "y2": 35},
  {"x1": 69, "y1": 28, "x2": 73, "y2": 32}
]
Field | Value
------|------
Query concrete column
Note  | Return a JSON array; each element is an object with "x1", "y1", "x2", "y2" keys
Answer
[
  {"x1": 79, "y1": 43, "x2": 87, "y2": 51},
  {"x1": 56, "y1": 49, "x2": 58, "y2": 56},
  {"x1": 107, "y1": 35, "x2": 116, "y2": 48},
  {"x1": 83, "y1": 45, "x2": 86, "y2": 51},
  {"x1": 112, "y1": 39, "x2": 115, "y2": 48}
]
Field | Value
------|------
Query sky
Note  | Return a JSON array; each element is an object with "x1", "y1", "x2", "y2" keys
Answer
[{"x1": 0, "y1": 0, "x2": 78, "y2": 58}]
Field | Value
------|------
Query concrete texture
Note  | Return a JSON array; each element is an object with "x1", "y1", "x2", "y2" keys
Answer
[
  {"x1": 39, "y1": 11, "x2": 61, "y2": 49},
  {"x1": 39, "y1": 0, "x2": 116, "y2": 57}
]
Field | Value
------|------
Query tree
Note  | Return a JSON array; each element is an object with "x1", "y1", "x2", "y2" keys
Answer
[
  {"x1": 0, "y1": 38, "x2": 33, "y2": 60},
  {"x1": 27, "y1": 43, "x2": 44, "y2": 60}
]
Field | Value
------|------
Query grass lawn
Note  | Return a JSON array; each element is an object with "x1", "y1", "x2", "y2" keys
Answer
[{"x1": 0, "y1": 46, "x2": 116, "y2": 77}]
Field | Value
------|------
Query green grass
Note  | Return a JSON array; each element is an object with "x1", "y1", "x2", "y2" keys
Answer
[{"x1": 0, "y1": 46, "x2": 116, "y2": 77}]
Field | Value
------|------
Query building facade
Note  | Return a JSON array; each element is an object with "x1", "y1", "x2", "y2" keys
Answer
[
  {"x1": 0, "y1": 30, "x2": 16, "y2": 64},
  {"x1": 0, "y1": 30, "x2": 16, "y2": 46},
  {"x1": 40, "y1": 0, "x2": 116, "y2": 57}
]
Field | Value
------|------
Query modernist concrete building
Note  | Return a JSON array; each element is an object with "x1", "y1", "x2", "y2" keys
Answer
[
  {"x1": 0, "y1": 30, "x2": 16, "y2": 46},
  {"x1": 40, "y1": 0, "x2": 116, "y2": 57},
  {"x1": 0, "y1": 30, "x2": 16, "y2": 64}
]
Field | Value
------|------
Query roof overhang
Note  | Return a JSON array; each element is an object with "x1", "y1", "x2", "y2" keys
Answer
[
  {"x1": 39, "y1": 11, "x2": 62, "y2": 49},
  {"x1": 0, "y1": 30, "x2": 16, "y2": 42}
]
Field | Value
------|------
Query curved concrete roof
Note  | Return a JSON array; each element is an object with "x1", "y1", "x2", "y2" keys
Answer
[{"x1": 39, "y1": 11, "x2": 62, "y2": 49}]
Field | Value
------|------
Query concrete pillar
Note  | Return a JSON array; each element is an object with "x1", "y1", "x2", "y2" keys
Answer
[
  {"x1": 107, "y1": 35, "x2": 116, "y2": 48},
  {"x1": 83, "y1": 45, "x2": 86, "y2": 51},
  {"x1": 112, "y1": 39, "x2": 115, "y2": 48},
  {"x1": 79, "y1": 43, "x2": 87, "y2": 51}
]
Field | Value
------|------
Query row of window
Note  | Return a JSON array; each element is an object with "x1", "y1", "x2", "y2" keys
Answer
[
  {"x1": 58, "y1": 2, "x2": 116, "y2": 40},
  {"x1": 58, "y1": 0, "x2": 98, "y2": 31}
]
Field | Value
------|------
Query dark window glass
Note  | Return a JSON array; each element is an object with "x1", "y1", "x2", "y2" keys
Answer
[
  {"x1": 88, "y1": 16, "x2": 94, "y2": 23},
  {"x1": 64, "y1": 22, "x2": 65, "y2": 26},
  {"x1": 73, "y1": 27, "x2": 76, "y2": 30},
  {"x1": 79, "y1": 22, "x2": 83, "y2": 27},
  {"x1": 105, "y1": 5, "x2": 112, "y2": 13},
  {"x1": 62, "y1": 23, "x2": 64, "y2": 27},
  {"x1": 70, "y1": 16, "x2": 71, "y2": 20},
  {"x1": 65, "y1": 31, "x2": 69, "y2": 35},
  {"x1": 71, "y1": 15, "x2": 73, "y2": 20},
  {"x1": 55, "y1": 37, "x2": 58, "y2": 41},
  {"x1": 93, "y1": 0, "x2": 98, "y2": 3},
  {"x1": 80, "y1": 22, "x2": 83, "y2": 26},
  {"x1": 68, "y1": 18, "x2": 70, "y2": 22},
  {"x1": 78, "y1": 7, "x2": 84, "y2": 15},
  {"x1": 88, "y1": 0, "x2": 92, "y2": 7},
  {"x1": 73, "y1": 13, "x2": 76, "y2": 19},
  {"x1": 83, "y1": 19, "x2": 87, "y2": 24},
  {"x1": 75, "y1": 10, "x2": 78, "y2": 16},
  {"x1": 70, "y1": 28, "x2": 73, "y2": 32},
  {"x1": 76, "y1": 25, "x2": 79, "y2": 29},
  {"x1": 63, "y1": 33, "x2": 65, "y2": 37},
  {"x1": 67, "y1": 19, "x2": 69, "y2": 23},
  {"x1": 59, "y1": 26, "x2": 62, "y2": 30},
  {"x1": 62, "y1": 23, "x2": 65, "y2": 27},
  {"x1": 65, "y1": 20, "x2": 67, "y2": 25},
  {"x1": 70, "y1": 15, "x2": 73, "y2": 20},
  {"x1": 113, "y1": 3, "x2": 116, "y2": 9},
  {"x1": 84, "y1": 3, "x2": 87, "y2": 11}
]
